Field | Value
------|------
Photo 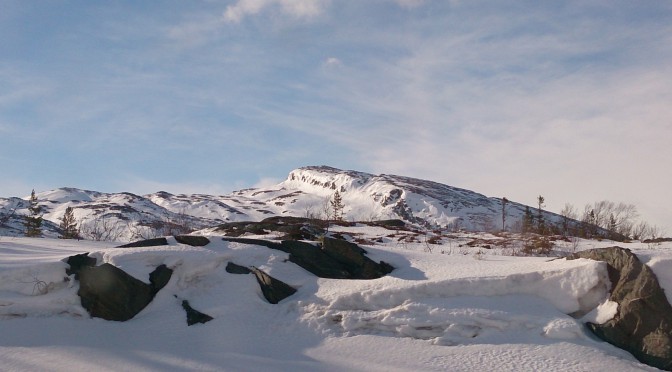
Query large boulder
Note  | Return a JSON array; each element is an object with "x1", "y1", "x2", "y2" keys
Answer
[
  {"x1": 78, "y1": 264, "x2": 173, "y2": 321},
  {"x1": 570, "y1": 247, "x2": 672, "y2": 370}
]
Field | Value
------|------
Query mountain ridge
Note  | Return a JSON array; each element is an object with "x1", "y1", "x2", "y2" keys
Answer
[{"x1": 0, "y1": 166, "x2": 573, "y2": 241}]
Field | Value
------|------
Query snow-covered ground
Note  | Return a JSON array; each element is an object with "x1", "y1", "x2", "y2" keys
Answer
[{"x1": 1, "y1": 229, "x2": 671, "y2": 371}]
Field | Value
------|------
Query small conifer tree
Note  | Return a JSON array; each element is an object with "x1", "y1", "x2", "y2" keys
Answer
[
  {"x1": 537, "y1": 195, "x2": 546, "y2": 234},
  {"x1": 59, "y1": 206, "x2": 80, "y2": 239},
  {"x1": 24, "y1": 189, "x2": 43, "y2": 237},
  {"x1": 330, "y1": 190, "x2": 345, "y2": 221}
]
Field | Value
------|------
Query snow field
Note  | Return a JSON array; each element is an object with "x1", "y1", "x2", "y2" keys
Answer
[{"x1": 0, "y1": 234, "x2": 667, "y2": 371}]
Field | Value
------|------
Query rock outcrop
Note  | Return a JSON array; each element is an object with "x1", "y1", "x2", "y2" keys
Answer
[
  {"x1": 117, "y1": 235, "x2": 211, "y2": 248},
  {"x1": 321, "y1": 237, "x2": 394, "y2": 279},
  {"x1": 78, "y1": 264, "x2": 173, "y2": 321},
  {"x1": 118, "y1": 237, "x2": 169, "y2": 248},
  {"x1": 180, "y1": 299, "x2": 214, "y2": 326},
  {"x1": 215, "y1": 216, "x2": 326, "y2": 240},
  {"x1": 222, "y1": 237, "x2": 394, "y2": 279},
  {"x1": 250, "y1": 267, "x2": 297, "y2": 304},
  {"x1": 174, "y1": 235, "x2": 210, "y2": 247},
  {"x1": 225, "y1": 261, "x2": 252, "y2": 274},
  {"x1": 570, "y1": 247, "x2": 672, "y2": 370},
  {"x1": 225, "y1": 261, "x2": 297, "y2": 304}
]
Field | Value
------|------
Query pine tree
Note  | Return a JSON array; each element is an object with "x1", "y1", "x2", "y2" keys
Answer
[
  {"x1": 24, "y1": 189, "x2": 43, "y2": 237},
  {"x1": 330, "y1": 190, "x2": 345, "y2": 221},
  {"x1": 59, "y1": 206, "x2": 80, "y2": 239}
]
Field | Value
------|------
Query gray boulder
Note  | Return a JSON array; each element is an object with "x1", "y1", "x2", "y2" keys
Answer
[
  {"x1": 78, "y1": 263, "x2": 173, "y2": 321},
  {"x1": 570, "y1": 247, "x2": 672, "y2": 370}
]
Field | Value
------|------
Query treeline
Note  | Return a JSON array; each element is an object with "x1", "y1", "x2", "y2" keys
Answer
[
  {"x1": 514, "y1": 198, "x2": 663, "y2": 241},
  {"x1": 559, "y1": 200, "x2": 662, "y2": 241}
]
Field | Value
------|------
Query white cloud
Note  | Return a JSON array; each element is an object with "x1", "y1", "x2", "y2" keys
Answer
[
  {"x1": 223, "y1": 0, "x2": 326, "y2": 23},
  {"x1": 323, "y1": 57, "x2": 342, "y2": 68},
  {"x1": 253, "y1": 177, "x2": 282, "y2": 189}
]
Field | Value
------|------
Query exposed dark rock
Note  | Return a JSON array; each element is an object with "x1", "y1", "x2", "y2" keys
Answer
[
  {"x1": 570, "y1": 247, "x2": 672, "y2": 370},
  {"x1": 181, "y1": 299, "x2": 214, "y2": 326},
  {"x1": 64, "y1": 252, "x2": 97, "y2": 279},
  {"x1": 643, "y1": 237, "x2": 672, "y2": 244},
  {"x1": 250, "y1": 267, "x2": 297, "y2": 304},
  {"x1": 321, "y1": 237, "x2": 367, "y2": 265},
  {"x1": 226, "y1": 262, "x2": 252, "y2": 274},
  {"x1": 77, "y1": 263, "x2": 172, "y2": 321},
  {"x1": 175, "y1": 235, "x2": 210, "y2": 247},
  {"x1": 149, "y1": 264, "x2": 173, "y2": 295},
  {"x1": 321, "y1": 237, "x2": 394, "y2": 279},
  {"x1": 222, "y1": 237, "x2": 394, "y2": 280},
  {"x1": 279, "y1": 240, "x2": 351, "y2": 279},
  {"x1": 117, "y1": 237, "x2": 169, "y2": 248},
  {"x1": 215, "y1": 216, "x2": 326, "y2": 240},
  {"x1": 372, "y1": 219, "x2": 406, "y2": 228}
]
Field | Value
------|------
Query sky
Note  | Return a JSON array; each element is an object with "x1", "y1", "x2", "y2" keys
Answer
[{"x1": 1, "y1": 0, "x2": 671, "y2": 232}]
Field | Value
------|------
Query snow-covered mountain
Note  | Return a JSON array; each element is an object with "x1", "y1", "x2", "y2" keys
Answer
[{"x1": 0, "y1": 166, "x2": 570, "y2": 241}]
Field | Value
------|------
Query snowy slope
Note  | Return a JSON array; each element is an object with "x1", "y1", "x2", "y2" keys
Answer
[
  {"x1": 0, "y1": 166, "x2": 595, "y2": 242},
  {"x1": 1, "y1": 233, "x2": 669, "y2": 371}
]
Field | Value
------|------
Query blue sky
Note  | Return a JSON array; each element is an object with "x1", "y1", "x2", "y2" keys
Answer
[{"x1": 2, "y1": 0, "x2": 671, "y2": 231}]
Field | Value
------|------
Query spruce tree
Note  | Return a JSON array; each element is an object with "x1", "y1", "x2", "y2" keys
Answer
[
  {"x1": 59, "y1": 206, "x2": 79, "y2": 239},
  {"x1": 24, "y1": 189, "x2": 43, "y2": 237},
  {"x1": 330, "y1": 190, "x2": 345, "y2": 221}
]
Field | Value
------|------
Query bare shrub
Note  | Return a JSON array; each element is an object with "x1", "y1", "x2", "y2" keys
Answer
[
  {"x1": 521, "y1": 235, "x2": 554, "y2": 256},
  {"x1": 80, "y1": 216, "x2": 125, "y2": 241}
]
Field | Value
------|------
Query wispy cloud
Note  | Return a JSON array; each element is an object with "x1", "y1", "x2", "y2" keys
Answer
[{"x1": 223, "y1": 0, "x2": 328, "y2": 23}]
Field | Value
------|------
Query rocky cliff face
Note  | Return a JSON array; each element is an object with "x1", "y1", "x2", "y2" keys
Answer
[{"x1": 0, "y1": 166, "x2": 576, "y2": 241}]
